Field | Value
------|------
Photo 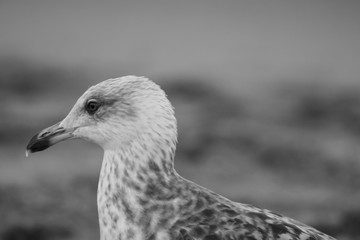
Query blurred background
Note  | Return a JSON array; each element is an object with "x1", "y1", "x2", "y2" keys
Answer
[{"x1": 1, "y1": 0, "x2": 360, "y2": 239}]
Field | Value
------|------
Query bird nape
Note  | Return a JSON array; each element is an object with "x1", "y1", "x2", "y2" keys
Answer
[{"x1": 26, "y1": 76, "x2": 336, "y2": 240}]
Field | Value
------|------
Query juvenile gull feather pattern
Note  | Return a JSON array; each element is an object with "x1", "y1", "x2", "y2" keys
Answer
[{"x1": 26, "y1": 76, "x2": 336, "y2": 240}]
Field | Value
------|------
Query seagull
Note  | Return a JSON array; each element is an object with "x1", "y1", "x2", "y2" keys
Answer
[{"x1": 26, "y1": 76, "x2": 336, "y2": 240}]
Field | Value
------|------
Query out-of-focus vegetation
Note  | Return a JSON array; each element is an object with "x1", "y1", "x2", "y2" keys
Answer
[{"x1": 1, "y1": 58, "x2": 360, "y2": 240}]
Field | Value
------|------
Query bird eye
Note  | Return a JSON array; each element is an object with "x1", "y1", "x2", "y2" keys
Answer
[{"x1": 85, "y1": 99, "x2": 101, "y2": 115}]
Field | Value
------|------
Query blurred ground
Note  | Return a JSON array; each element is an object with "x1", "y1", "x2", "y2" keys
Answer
[{"x1": 1, "y1": 59, "x2": 360, "y2": 240}]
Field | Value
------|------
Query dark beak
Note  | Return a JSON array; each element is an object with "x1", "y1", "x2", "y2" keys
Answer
[{"x1": 26, "y1": 121, "x2": 74, "y2": 156}]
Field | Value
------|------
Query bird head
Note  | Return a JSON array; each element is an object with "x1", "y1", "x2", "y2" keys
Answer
[{"x1": 26, "y1": 76, "x2": 177, "y2": 155}]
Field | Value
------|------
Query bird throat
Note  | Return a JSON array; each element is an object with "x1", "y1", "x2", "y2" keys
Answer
[{"x1": 97, "y1": 137, "x2": 179, "y2": 240}]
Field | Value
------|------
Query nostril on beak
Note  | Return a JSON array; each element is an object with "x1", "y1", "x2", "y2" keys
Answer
[
  {"x1": 38, "y1": 127, "x2": 65, "y2": 139},
  {"x1": 39, "y1": 131, "x2": 50, "y2": 138}
]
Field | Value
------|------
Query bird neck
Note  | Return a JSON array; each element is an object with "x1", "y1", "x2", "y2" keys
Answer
[{"x1": 97, "y1": 134, "x2": 180, "y2": 240}]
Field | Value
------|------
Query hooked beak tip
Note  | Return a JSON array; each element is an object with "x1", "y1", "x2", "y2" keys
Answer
[{"x1": 25, "y1": 149, "x2": 30, "y2": 157}]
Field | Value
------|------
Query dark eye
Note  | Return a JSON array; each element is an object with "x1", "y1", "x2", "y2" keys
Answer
[{"x1": 85, "y1": 99, "x2": 101, "y2": 115}]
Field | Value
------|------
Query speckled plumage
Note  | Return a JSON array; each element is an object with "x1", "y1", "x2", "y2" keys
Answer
[{"x1": 26, "y1": 76, "x2": 336, "y2": 240}]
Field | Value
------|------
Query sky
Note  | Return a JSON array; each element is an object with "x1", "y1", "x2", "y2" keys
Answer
[{"x1": 0, "y1": 0, "x2": 359, "y2": 93}]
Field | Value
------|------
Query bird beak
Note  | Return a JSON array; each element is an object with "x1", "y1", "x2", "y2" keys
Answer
[{"x1": 26, "y1": 121, "x2": 75, "y2": 156}]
